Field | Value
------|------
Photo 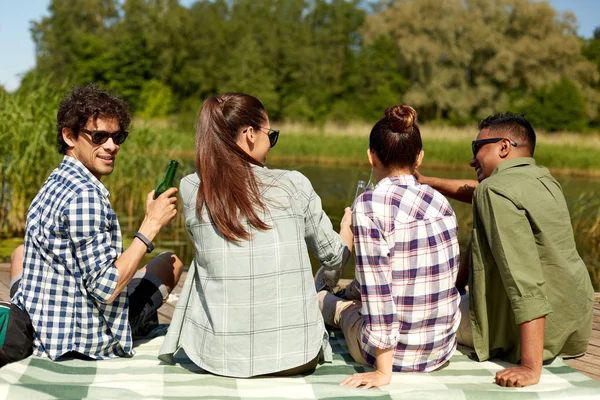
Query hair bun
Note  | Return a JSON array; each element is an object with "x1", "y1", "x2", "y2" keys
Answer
[{"x1": 385, "y1": 105, "x2": 417, "y2": 132}]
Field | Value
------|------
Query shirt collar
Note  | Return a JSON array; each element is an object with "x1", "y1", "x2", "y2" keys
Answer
[
  {"x1": 491, "y1": 157, "x2": 536, "y2": 177},
  {"x1": 250, "y1": 163, "x2": 266, "y2": 170},
  {"x1": 378, "y1": 174, "x2": 418, "y2": 187},
  {"x1": 61, "y1": 156, "x2": 110, "y2": 198}
]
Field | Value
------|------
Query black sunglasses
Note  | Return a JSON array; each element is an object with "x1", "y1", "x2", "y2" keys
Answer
[
  {"x1": 260, "y1": 127, "x2": 280, "y2": 148},
  {"x1": 243, "y1": 127, "x2": 280, "y2": 148},
  {"x1": 472, "y1": 137, "x2": 517, "y2": 157},
  {"x1": 80, "y1": 128, "x2": 129, "y2": 145}
]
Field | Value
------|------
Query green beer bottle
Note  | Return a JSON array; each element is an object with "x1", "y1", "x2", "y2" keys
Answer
[{"x1": 154, "y1": 160, "x2": 179, "y2": 199}]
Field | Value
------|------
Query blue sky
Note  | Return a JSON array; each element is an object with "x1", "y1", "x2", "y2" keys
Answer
[{"x1": 1, "y1": 0, "x2": 599, "y2": 92}]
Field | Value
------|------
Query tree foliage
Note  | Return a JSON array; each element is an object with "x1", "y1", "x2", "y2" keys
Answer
[
  {"x1": 582, "y1": 27, "x2": 600, "y2": 127},
  {"x1": 364, "y1": 0, "x2": 598, "y2": 124},
  {"x1": 519, "y1": 77, "x2": 588, "y2": 132},
  {"x1": 26, "y1": 0, "x2": 600, "y2": 131}
]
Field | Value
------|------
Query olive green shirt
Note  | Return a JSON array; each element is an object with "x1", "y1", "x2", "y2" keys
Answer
[{"x1": 469, "y1": 157, "x2": 594, "y2": 363}]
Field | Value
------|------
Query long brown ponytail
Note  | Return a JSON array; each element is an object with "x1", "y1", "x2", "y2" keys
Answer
[{"x1": 195, "y1": 93, "x2": 270, "y2": 241}]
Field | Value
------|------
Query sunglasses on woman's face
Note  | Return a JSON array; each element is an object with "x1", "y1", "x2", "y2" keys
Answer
[
  {"x1": 80, "y1": 128, "x2": 129, "y2": 145},
  {"x1": 244, "y1": 127, "x2": 280, "y2": 148},
  {"x1": 260, "y1": 127, "x2": 280, "y2": 148}
]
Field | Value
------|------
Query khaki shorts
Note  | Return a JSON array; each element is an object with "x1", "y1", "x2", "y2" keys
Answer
[{"x1": 318, "y1": 279, "x2": 369, "y2": 366}]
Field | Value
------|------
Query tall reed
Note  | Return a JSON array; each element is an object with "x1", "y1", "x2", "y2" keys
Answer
[
  {"x1": 570, "y1": 192, "x2": 600, "y2": 289},
  {"x1": 0, "y1": 81, "x2": 64, "y2": 235},
  {"x1": 0, "y1": 83, "x2": 194, "y2": 237}
]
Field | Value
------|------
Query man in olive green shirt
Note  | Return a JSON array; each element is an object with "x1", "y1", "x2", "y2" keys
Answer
[{"x1": 417, "y1": 112, "x2": 594, "y2": 388}]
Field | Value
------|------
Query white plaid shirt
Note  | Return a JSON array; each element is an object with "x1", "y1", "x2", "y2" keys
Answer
[
  {"x1": 159, "y1": 166, "x2": 348, "y2": 377},
  {"x1": 13, "y1": 156, "x2": 132, "y2": 360},
  {"x1": 353, "y1": 175, "x2": 461, "y2": 372}
]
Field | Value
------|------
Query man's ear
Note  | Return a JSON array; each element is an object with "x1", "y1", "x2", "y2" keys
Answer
[
  {"x1": 62, "y1": 128, "x2": 76, "y2": 148},
  {"x1": 499, "y1": 138, "x2": 512, "y2": 158}
]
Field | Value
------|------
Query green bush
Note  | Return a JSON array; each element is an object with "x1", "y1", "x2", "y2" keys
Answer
[
  {"x1": 138, "y1": 79, "x2": 175, "y2": 119},
  {"x1": 520, "y1": 77, "x2": 588, "y2": 133}
]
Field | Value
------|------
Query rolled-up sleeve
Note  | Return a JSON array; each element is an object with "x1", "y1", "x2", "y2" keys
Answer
[
  {"x1": 295, "y1": 172, "x2": 349, "y2": 270},
  {"x1": 64, "y1": 189, "x2": 119, "y2": 304},
  {"x1": 475, "y1": 186, "x2": 552, "y2": 324},
  {"x1": 353, "y1": 205, "x2": 400, "y2": 349}
]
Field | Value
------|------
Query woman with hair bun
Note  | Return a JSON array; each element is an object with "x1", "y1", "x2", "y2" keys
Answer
[
  {"x1": 159, "y1": 93, "x2": 353, "y2": 377},
  {"x1": 318, "y1": 105, "x2": 461, "y2": 388}
]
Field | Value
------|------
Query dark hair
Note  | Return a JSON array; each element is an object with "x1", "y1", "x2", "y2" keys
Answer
[
  {"x1": 369, "y1": 105, "x2": 422, "y2": 169},
  {"x1": 195, "y1": 93, "x2": 270, "y2": 242},
  {"x1": 56, "y1": 83, "x2": 131, "y2": 154},
  {"x1": 478, "y1": 112, "x2": 536, "y2": 155}
]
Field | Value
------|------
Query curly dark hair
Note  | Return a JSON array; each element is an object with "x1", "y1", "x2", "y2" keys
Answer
[{"x1": 56, "y1": 83, "x2": 131, "y2": 154}]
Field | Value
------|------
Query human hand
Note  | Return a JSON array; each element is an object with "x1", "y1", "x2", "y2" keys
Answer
[
  {"x1": 495, "y1": 365, "x2": 541, "y2": 387},
  {"x1": 340, "y1": 207, "x2": 352, "y2": 231},
  {"x1": 144, "y1": 188, "x2": 178, "y2": 232},
  {"x1": 413, "y1": 168, "x2": 423, "y2": 183},
  {"x1": 340, "y1": 370, "x2": 391, "y2": 389}
]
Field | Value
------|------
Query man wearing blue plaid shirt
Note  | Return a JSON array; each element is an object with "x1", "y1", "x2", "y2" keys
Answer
[{"x1": 8, "y1": 84, "x2": 183, "y2": 361}]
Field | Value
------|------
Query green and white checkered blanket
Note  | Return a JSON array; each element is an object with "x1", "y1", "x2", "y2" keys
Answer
[{"x1": 1, "y1": 326, "x2": 599, "y2": 399}]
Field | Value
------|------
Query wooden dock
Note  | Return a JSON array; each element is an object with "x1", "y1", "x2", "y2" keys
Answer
[{"x1": 1, "y1": 264, "x2": 599, "y2": 381}]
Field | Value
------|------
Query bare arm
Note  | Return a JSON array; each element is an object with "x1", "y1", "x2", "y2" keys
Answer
[
  {"x1": 339, "y1": 207, "x2": 353, "y2": 255},
  {"x1": 341, "y1": 347, "x2": 393, "y2": 389},
  {"x1": 414, "y1": 170, "x2": 478, "y2": 204},
  {"x1": 495, "y1": 317, "x2": 545, "y2": 387},
  {"x1": 107, "y1": 188, "x2": 178, "y2": 303}
]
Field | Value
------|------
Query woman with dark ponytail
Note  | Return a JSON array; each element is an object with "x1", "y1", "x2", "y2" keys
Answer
[
  {"x1": 159, "y1": 93, "x2": 352, "y2": 377},
  {"x1": 318, "y1": 105, "x2": 461, "y2": 388}
]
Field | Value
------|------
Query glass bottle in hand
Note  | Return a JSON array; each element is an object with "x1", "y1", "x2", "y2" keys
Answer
[{"x1": 154, "y1": 160, "x2": 179, "y2": 199}]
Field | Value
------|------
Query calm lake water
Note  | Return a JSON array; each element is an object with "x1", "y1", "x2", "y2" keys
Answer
[{"x1": 134, "y1": 161, "x2": 600, "y2": 289}]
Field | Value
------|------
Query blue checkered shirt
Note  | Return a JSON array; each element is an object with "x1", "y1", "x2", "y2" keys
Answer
[{"x1": 12, "y1": 156, "x2": 132, "y2": 360}]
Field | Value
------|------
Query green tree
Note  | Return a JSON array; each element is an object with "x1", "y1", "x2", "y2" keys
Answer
[
  {"x1": 582, "y1": 27, "x2": 600, "y2": 74},
  {"x1": 582, "y1": 27, "x2": 600, "y2": 127},
  {"x1": 365, "y1": 0, "x2": 599, "y2": 122},
  {"x1": 297, "y1": 0, "x2": 366, "y2": 122},
  {"x1": 31, "y1": 0, "x2": 118, "y2": 83},
  {"x1": 520, "y1": 77, "x2": 588, "y2": 132},
  {"x1": 348, "y1": 35, "x2": 410, "y2": 121},
  {"x1": 101, "y1": 0, "x2": 159, "y2": 110},
  {"x1": 146, "y1": 0, "x2": 194, "y2": 107},
  {"x1": 175, "y1": 0, "x2": 229, "y2": 102}
]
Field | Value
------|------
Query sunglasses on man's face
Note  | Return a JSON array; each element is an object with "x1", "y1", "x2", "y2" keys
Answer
[
  {"x1": 471, "y1": 137, "x2": 517, "y2": 157},
  {"x1": 80, "y1": 128, "x2": 129, "y2": 145}
]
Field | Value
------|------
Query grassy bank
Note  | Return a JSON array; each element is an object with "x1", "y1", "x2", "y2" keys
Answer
[{"x1": 143, "y1": 123, "x2": 600, "y2": 176}]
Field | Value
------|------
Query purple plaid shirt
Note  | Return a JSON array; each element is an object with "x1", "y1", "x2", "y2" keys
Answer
[{"x1": 353, "y1": 175, "x2": 461, "y2": 372}]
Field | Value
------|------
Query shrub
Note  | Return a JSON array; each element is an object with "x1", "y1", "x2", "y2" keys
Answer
[
  {"x1": 138, "y1": 79, "x2": 175, "y2": 119},
  {"x1": 520, "y1": 77, "x2": 588, "y2": 132}
]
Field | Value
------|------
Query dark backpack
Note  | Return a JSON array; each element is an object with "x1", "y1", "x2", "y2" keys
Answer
[{"x1": 0, "y1": 301, "x2": 34, "y2": 367}]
